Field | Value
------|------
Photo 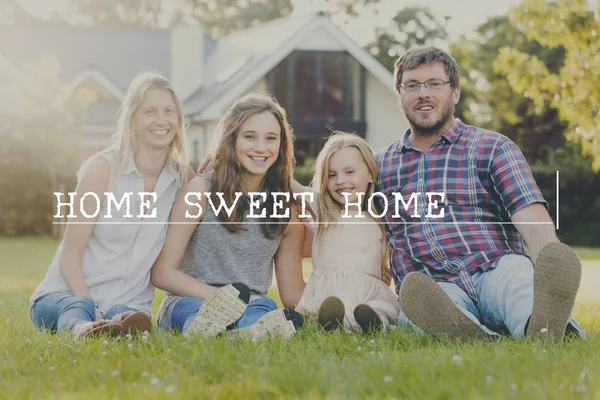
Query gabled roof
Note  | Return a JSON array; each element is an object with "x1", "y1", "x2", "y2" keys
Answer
[
  {"x1": 70, "y1": 69, "x2": 126, "y2": 100},
  {"x1": 184, "y1": 12, "x2": 395, "y2": 121},
  {"x1": 1, "y1": 13, "x2": 394, "y2": 124},
  {"x1": 0, "y1": 22, "x2": 173, "y2": 90}
]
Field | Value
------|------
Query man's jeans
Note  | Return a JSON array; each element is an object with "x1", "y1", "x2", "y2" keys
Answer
[
  {"x1": 31, "y1": 291, "x2": 139, "y2": 333},
  {"x1": 398, "y1": 254, "x2": 585, "y2": 338},
  {"x1": 168, "y1": 296, "x2": 278, "y2": 333}
]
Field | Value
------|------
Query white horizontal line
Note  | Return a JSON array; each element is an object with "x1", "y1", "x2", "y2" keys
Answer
[{"x1": 52, "y1": 221, "x2": 556, "y2": 225}]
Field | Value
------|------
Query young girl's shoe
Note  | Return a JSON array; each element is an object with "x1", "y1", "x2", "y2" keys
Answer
[
  {"x1": 222, "y1": 309, "x2": 304, "y2": 340},
  {"x1": 318, "y1": 296, "x2": 345, "y2": 331},
  {"x1": 354, "y1": 304, "x2": 389, "y2": 333},
  {"x1": 185, "y1": 283, "x2": 250, "y2": 337}
]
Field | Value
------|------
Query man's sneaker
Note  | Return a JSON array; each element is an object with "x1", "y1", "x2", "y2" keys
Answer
[
  {"x1": 318, "y1": 296, "x2": 345, "y2": 331},
  {"x1": 222, "y1": 309, "x2": 304, "y2": 341},
  {"x1": 527, "y1": 242, "x2": 582, "y2": 342},
  {"x1": 399, "y1": 272, "x2": 495, "y2": 340},
  {"x1": 185, "y1": 283, "x2": 250, "y2": 337},
  {"x1": 354, "y1": 304, "x2": 389, "y2": 333}
]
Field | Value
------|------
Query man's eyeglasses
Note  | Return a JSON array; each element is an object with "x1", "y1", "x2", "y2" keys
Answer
[{"x1": 399, "y1": 79, "x2": 451, "y2": 93}]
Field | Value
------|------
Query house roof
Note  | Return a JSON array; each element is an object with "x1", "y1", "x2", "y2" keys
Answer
[
  {"x1": 0, "y1": 22, "x2": 174, "y2": 91},
  {"x1": 184, "y1": 12, "x2": 395, "y2": 121},
  {"x1": 1, "y1": 13, "x2": 395, "y2": 123}
]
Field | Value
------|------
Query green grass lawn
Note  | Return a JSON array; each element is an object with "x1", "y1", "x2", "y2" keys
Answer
[{"x1": 1, "y1": 237, "x2": 599, "y2": 399}]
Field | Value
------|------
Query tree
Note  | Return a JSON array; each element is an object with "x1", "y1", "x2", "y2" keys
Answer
[
  {"x1": 493, "y1": 0, "x2": 600, "y2": 170},
  {"x1": 0, "y1": 55, "x2": 96, "y2": 235},
  {"x1": 450, "y1": 13, "x2": 600, "y2": 245},
  {"x1": 0, "y1": 0, "x2": 40, "y2": 24},
  {"x1": 315, "y1": 0, "x2": 380, "y2": 21},
  {"x1": 366, "y1": 6, "x2": 448, "y2": 71},
  {"x1": 451, "y1": 15, "x2": 567, "y2": 164},
  {"x1": 55, "y1": 0, "x2": 293, "y2": 36}
]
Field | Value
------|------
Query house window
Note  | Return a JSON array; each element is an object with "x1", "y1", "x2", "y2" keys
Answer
[
  {"x1": 270, "y1": 50, "x2": 364, "y2": 122},
  {"x1": 322, "y1": 52, "x2": 349, "y2": 118},
  {"x1": 269, "y1": 50, "x2": 367, "y2": 161},
  {"x1": 295, "y1": 52, "x2": 318, "y2": 118}
]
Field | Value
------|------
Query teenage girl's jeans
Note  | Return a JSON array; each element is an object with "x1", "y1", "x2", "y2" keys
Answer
[{"x1": 167, "y1": 296, "x2": 278, "y2": 333}]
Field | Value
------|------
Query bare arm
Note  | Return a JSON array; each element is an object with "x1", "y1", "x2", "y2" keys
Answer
[
  {"x1": 150, "y1": 176, "x2": 218, "y2": 299},
  {"x1": 511, "y1": 203, "x2": 558, "y2": 264},
  {"x1": 274, "y1": 207, "x2": 306, "y2": 309},
  {"x1": 59, "y1": 158, "x2": 110, "y2": 299},
  {"x1": 291, "y1": 177, "x2": 317, "y2": 258}
]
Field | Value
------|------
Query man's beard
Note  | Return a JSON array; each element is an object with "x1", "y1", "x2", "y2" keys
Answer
[{"x1": 402, "y1": 101, "x2": 455, "y2": 137}]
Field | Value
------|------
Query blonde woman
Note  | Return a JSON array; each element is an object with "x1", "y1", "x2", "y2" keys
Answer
[
  {"x1": 152, "y1": 94, "x2": 305, "y2": 340},
  {"x1": 293, "y1": 132, "x2": 400, "y2": 332},
  {"x1": 30, "y1": 71, "x2": 192, "y2": 338}
]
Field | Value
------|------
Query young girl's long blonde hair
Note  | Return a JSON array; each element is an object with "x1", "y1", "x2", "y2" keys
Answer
[
  {"x1": 312, "y1": 132, "x2": 391, "y2": 284},
  {"x1": 79, "y1": 71, "x2": 189, "y2": 191}
]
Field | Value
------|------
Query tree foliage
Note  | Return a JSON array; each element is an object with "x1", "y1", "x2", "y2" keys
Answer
[
  {"x1": 0, "y1": 55, "x2": 96, "y2": 235},
  {"x1": 366, "y1": 6, "x2": 448, "y2": 71},
  {"x1": 493, "y1": 0, "x2": 600, "y2": 169},
  {"x1": 451, "y1": 13, "x2": 600, "y2": 245},
  {"x1": 55, "y1": 0, "x2": 293, "y2": 36}
]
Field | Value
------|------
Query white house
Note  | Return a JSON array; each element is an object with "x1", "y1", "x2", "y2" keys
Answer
[{"x1": 0, "y1": 12, "x2": 408, "y2": 164}]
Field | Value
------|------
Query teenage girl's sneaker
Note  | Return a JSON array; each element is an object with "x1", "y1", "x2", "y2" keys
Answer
[
  {"x1": 318, "y1": 296, "x2": 345, "y2": 331},
  {"x1": 222, "y1": 309, "x2": 304, "y2": 341},
  {"x1": 185, "y1": 283, "x2": 250, "y2": 337}
]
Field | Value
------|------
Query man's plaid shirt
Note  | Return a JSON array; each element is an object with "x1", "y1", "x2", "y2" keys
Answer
[{"x1": 374, "y1": 119, "x2": 548, "y2": 300}]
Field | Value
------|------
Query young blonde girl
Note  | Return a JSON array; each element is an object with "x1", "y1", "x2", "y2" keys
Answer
[{"x1": 294, "y1": 132, "x2": 400, "y2": 332}]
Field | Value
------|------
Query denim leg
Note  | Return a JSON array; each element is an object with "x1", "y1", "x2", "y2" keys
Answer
[
  {"x1": 397, "y1": 308, "x2": 425, "y2": 333},
  {"x1": 169, "y1": 297, "x2": 204, "y2": 333},
  {"x1": 234, "y1": 297, "x2": 278, "y2": 329},
  {"x1": 103, "y1": 304, "x2": 140, "y2": 320},
  {"x1": 30, "y1": 292, "x2": 95, "y2": 333},
  {"x1": 476, "y1": 254, "x2": 585, "y2": 338},
  {"x1": 398, "y1": 281, "x2": 497, "y2": 336}
]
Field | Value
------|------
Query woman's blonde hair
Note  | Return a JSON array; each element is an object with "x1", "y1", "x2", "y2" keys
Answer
[
  {"x1": 80, "y1": 71, "x2": 189, "y2": 190},
  {"x1": 312, "y1": 132, "x2": 391, "y2": 283},
  {"x1": 207, "y1": 93, "x2": 295, "y2": 239}
]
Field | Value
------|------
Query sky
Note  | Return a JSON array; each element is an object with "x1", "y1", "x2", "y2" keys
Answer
[
  {"x1": 293, "y1": 0, "x2": 522, "y2": 44},
  {"x1": 18, "y1": 0, "x2": 522, "y2": 44}
]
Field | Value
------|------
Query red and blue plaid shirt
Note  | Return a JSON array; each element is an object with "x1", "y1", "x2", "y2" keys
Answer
[{"x1": 374, "y1": 119, "x2": 548, "y2": 300}]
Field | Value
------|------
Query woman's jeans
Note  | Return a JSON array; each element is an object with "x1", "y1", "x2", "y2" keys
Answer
[{"x1": 31, "y1": 291, "x2": 139, "y2": 333}]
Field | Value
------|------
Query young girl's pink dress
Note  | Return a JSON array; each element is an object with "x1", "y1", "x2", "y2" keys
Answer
[{"x1": 295, "y1": 212, "x2": 400, "y2": 328}]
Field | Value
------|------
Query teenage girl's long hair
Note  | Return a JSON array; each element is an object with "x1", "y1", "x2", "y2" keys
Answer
[{"x1": 207, "y1": 93, "x2": 295, "y2": 239}]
